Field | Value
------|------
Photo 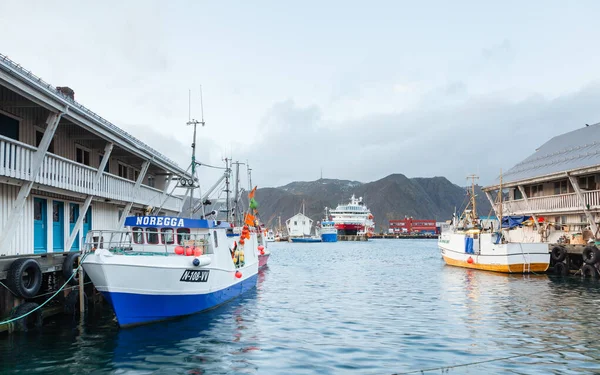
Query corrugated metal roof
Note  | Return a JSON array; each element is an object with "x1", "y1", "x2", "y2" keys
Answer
[{"x1": 496, "y1": 122, "x2": 600, "y2": 185}]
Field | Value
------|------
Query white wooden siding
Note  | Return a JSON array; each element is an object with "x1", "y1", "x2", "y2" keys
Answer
[{"x1": 0, "y1": 184, "x2": 33, "y2": 256}]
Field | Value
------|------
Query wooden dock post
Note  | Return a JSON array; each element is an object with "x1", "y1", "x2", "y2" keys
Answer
[{"x1": 78, "y1": 254, "x2": 84, "y2": 318}]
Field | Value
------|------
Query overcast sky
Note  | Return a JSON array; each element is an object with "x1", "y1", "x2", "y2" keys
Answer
[{"x1": 2, "y1": 1, "x2": 600, "y2": 189}]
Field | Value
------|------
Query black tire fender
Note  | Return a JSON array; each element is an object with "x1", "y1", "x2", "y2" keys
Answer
[
  {"x1": 62, "y1": 252, "x2": 81, "y2": 286},
  {"x1": 10, "y1": 302, "x2": 42, "y2": 332},
  {"x1": 7, "y1": 258, "x2": 43, "y2": 299},
  {"x1": 551, "y1": 246, "x2": 566, "y2": 262},
  {"x1": 64, "y1": 289, "x2": 88, "y2": 315},
  {"x1": 581, "y1": 264, "x2": 598, "y2": 278},
  {"x1": 554, "y1": 261, "x2": 569, "y2": 276},
  {"x1": 582, "y1": 246, "x2": 599, "y2": 265}
]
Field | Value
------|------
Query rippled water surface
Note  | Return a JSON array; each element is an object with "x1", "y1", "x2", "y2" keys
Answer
[{"x1": 2, "y1": 239, "x2": 600, "y2": 374}]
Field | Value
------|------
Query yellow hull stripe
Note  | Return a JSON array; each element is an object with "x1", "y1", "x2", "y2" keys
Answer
[{"x1": 442, "y1": 255, "x2": 549, "y2": 273}]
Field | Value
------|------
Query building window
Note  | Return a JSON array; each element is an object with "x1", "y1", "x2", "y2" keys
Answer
[
  {"x1": 514, "y1": 188, "x2": 523, "y2": 200},
  {"x1": 554, "y1": 180, "x2": 568, "y2": 195},
  {"x1": 161, "y1": 228, "x2": 174, "y2": 244},
  {"x1": 148, "y1": 175, "x2": 155, "y2": 188},
  {"x1": 134, "y1": 169, "x2": 140, "y2": 181},
  {"x1": 531, "y1": 184, "x2": 543, "y2": 197},
  {"x1": 76, "y1": 146, "x2": 90, "y2": 166},
  {"x1": 0, "y1": 112, "x2": 19, "y2": 141},
  {"x1": 35, "y1": 130, "x2": 54, "y2": 153},
  {"x1": 146, "y1": 228, "x2": 159, "y2": 244},
  {"x1": 578, "y1": 176, "x2": 596, "y2": 191},
  {"x1": 98, "y1": 154, "x2": 110, "y2": 173},
  {"x1": 118, "y1": 163, "x2": 129, "y2": 179}
]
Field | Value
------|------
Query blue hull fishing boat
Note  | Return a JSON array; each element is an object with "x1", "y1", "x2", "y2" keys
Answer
[{"x1": 81, "y1": 105, "x2": 261, "y2": 327}]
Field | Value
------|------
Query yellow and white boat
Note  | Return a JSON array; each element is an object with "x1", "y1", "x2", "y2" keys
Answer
[{"x1": 438, "y1": 175, "x2": 550, "y2": 273}]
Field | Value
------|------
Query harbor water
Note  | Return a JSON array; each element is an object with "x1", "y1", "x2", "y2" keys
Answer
[{"x1": 2, "y1": 240, "x2": 600, "y2": 374}]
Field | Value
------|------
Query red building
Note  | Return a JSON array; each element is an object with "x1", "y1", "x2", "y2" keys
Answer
[{"x1": 389, "y1": 218, "x2": 437, "y2": 234}]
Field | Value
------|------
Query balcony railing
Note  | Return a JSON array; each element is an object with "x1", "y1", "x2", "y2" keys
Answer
[
  {"x1": 0, "y1": 137, "x2": 182, "y2": 212},
  {"x1": 499, "y1": 190, "x2": 600, "y2": 215}
]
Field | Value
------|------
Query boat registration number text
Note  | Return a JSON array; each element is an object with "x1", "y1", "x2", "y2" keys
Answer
[{"x1": 180, "y1": 269, "x2": 210, "y2": 282}]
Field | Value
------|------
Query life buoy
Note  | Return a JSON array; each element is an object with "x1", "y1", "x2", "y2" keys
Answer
[
  {"x1": 550, "y1": 246, "x2": 566, "y2": 262},
  {"x1": 10, "y1": 302, "x2": 43, "y2": 332},
  {"x1": 63, "y1": 252, "x2": 81, "y2": 286},
  {"x1": 582, "y1": 246, "x2": 599, "y2": 265},
  {"x1": 7, "y1": 258, "x2": 43, "y2": 298}
]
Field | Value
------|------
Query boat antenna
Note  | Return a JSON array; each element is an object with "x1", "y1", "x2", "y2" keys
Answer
[{"x1": 186, "y1": 87, "x2": 206, "y2": 219}]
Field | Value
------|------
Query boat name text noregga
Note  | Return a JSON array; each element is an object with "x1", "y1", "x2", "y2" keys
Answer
[
  {"x1": 180, "y1": 269, "x2": 210, "y2": 282},
  {"x1": 136, "y1": 216, "x2": 185, "y2": 227}
]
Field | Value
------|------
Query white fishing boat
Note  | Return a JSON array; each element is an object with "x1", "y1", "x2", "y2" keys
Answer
[
  {"x1": 438, "y1": 175, "x2": 550, "y2": 273},
  {"x1": 82, "y1": 217, "x2": 259, "y2": 326},
  {"x1": 81, "y1": 102, "x2": 260, "y2": 327}
]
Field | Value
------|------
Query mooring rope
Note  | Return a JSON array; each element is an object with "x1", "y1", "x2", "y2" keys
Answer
[
  {"x1": 392, "y1": 339, "x2": 598, "y2": 374},
  {"x1": 0, "y1": 253, "x2": 89, "y2": 326}
]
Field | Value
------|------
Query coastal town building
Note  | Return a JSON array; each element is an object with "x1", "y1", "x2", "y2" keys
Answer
[{"x1": 483, "y1": 123, "x2": 600, "y2": 244}]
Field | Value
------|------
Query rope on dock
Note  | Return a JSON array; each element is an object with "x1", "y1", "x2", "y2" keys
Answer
[
  {"x1": 391, "y1": 339, "x2": 598, "y2": 374},
  {"x1": 0, "y1": 253, "x2": 89, "y2": 327}
]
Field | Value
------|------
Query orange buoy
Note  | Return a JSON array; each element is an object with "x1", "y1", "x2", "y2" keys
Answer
[
  {"x1": 235, "y1": 271, "x2": 242, "y2": 278},
  {"x1": 193, "y1": 247, "x2": 203, "y2": 257},
  {"x1": 185, "y1": 247, "x2": 194, "y2": 256},
  {"x1": 174, "y1": 246, "x2": 185, "y2": 255},
  {"x1": 467, "y1": 256, "x2": 474, "y2": 264},
  {"x1": 258, "y1": 245, "x2": 264, "y2": 251},
  {"x1": 239, "y1": 238, "x2": 245, "y2": 245}
]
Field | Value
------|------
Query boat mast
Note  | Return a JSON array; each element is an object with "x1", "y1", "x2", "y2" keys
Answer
[
  {"x1": 233, "y1": 161, "x2": 240, "y2": 226},
  {"x1": 466, "y1": 174, "x2": 479, "y2": 224},
  {"x1": 498, "y1": 169, "x2": 503, "y2": 232},
  {"x1": 224, "y1": 158, "x2": 231, "y2": 222},
  {"x1": 186, "y1": 88, "x2": 205, "y2": 219}
]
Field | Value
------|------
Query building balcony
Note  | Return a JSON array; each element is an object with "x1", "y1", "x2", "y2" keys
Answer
[
  {"x1": 498, "y1": 190, "x2": 600, "y2": 216},
  {"x1": 0, "y1": 136, "x2": 182, "y2": 212}
]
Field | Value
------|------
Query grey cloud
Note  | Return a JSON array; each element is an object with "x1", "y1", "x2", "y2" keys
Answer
[{"x1": 236, "y1": 82, "x2": 600, "y2": 189}]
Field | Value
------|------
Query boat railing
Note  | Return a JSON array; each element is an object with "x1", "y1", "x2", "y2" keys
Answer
[{"x1": 82, "y1": 230, "x2": 213, "y2": 255}]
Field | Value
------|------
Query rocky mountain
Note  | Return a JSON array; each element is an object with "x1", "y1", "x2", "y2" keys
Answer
[{"x1": 250, "y1": 174, "x2": 492, "y2": 232}]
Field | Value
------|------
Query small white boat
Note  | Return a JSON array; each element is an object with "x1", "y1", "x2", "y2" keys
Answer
[
  {"x1": 82, "y1": 216, "x2": 260, "y2": 327},
  {"x1": 438, "y1": 175, "x2": 549, "y2": 273},
  {"x1": 265, "y1": 229, "x2": 275, "y2": 242}
]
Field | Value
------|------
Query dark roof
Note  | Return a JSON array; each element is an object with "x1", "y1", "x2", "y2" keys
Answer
[{"x1": 495, "y1": 122, "x2": 600, "y2": 186}]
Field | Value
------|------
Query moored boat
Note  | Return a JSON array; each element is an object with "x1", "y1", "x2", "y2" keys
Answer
[
  {"x1": 438, "y1": 175, "x2": 549, "y2": 273},
  {"x1": 82, "y1": 216, "x2": 260, "y2": 326},
  {"x1": 290, "y1": 236, "x2": 322, "y2": 243},
  {"x1": 330, "y1": 195, "x2": 375, "y2": 237},
  {"x1": 316, "y1": 207, "x2": 338, "y2": 242}
]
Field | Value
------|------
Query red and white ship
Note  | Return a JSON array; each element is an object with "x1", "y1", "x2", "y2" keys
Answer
[{"x1": 330, "y1": 195, "x2": 375, "y2": 236}]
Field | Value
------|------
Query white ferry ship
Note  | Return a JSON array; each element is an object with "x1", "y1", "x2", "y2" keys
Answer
[{"x1": 329, "y1": 195, "x2": 375, "y2": 236}]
